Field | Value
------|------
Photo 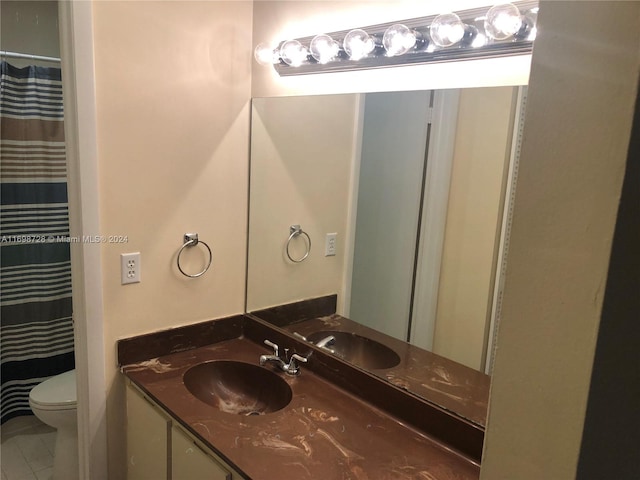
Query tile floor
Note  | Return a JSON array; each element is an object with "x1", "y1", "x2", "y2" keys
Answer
[{"x1": 1, "y1": 416, "x2": 55, "y2": 480}]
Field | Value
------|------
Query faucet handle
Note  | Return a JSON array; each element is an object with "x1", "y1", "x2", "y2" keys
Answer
[
  {"x1": 287, "y1": 353, "x2": 308, "y2": 375},
  {"x1": 293, "y1": 332, "x2": 307, "y2": 342},
  {"x1": 264, "y1": 339, "x2": 279, "y2": 357},
  {"x1": 290, "y1": 353, "x2": 308, "y2": 364},
  {"x1": 314, "y1": 334, "x2": 336, "y2": 350}
]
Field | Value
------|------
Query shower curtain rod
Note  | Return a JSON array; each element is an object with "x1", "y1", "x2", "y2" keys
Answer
[{"x1": 1, "y1": 50, "x2": 61, "y2": 64}]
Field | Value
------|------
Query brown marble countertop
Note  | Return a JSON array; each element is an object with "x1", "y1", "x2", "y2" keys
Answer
[
  {"x1": 123, "y1": 336, "x2": 480, "y2": 480},
  {"x1": 283, "y1": 315, "x2": 491, "y2": 427}
]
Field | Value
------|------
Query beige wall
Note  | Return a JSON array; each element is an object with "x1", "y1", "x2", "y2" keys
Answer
[
  {"x1": 247, "y1": 95, "x2": 357, "y2": 311},
  {"x1": 433, "y1": 86, "x2": 517, "y2": 370},
  {"x1": 481, "y1": 2, "x2": 640, "y2": 478},
  {"x1": 91, "y1": 1, "x2": 252, "y2": 476},
  {"x1": 251, "y1": 1, "x2": 530, "y2": 98}
]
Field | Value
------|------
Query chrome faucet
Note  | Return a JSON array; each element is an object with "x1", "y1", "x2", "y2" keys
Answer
[
  {"x1": 259, "y1": 340, "x2": 308, "y2": 376},
  {"x1": 294, "y1": 332, "x2": 336, "y2": 353},
  {"x1": 314, "y1": 334, "x2": 336, "y2": 349}
]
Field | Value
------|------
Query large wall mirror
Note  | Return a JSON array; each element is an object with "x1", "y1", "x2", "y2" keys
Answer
[{"x1": 247, "y1": 86, "x2": 526, "y2": 427}]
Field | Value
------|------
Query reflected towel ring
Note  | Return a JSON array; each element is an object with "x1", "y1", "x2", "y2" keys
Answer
[
  {"x1": 177, "y1": 233, "x2": 212, "y2": 278},
  {"x1": 286, "y1": 225, "x2": 311, "y2": 263}
]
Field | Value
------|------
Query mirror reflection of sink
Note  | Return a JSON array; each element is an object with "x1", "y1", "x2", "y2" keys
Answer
[
  {"x1": 307, "y1": 331, "x2": 401, "y2": 370},
  {"x1": 183, "y1": 360, "x2": 292, "y2": 416}
]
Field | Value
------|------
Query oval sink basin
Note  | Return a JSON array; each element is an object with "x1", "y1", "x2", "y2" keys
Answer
[
  {"x1": 307, "y1": 331, "x2": 401, "y2": 370},
  {"x1": 183, "y1": 360, "x2": 292, "y2": 416}
]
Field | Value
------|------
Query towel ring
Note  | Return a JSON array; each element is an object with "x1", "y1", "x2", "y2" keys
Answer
[
  {"x1": 286, "y1": 225, "x2": 311, "y2": 263},
  {"x1": 177, "y1": 233, "x2": 212, "y2": 278}
]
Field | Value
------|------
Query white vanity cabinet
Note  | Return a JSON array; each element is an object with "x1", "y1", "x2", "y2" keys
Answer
[{"x1": 126, "y1": 381, "x2": 244, "y2": 480}]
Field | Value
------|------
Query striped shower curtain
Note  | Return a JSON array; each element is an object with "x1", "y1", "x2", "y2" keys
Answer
[{"x1": 0, "y1": 61, "x2": 74, "y2": 423}]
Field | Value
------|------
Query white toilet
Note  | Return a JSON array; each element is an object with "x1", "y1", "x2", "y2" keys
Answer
[{"x1": 29, "y1": 369, "x2": 79, "y2": 480}]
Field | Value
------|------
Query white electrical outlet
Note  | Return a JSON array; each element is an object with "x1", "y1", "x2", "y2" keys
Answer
[
  {"x1": 325, "y1": 233, "x2": 337, "y2": 256},
  {"x1": 121, "y1": 252, "x2": 141, "y2": 284}
]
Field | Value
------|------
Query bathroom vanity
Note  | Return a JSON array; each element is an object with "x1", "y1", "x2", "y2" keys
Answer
[
  {"x1": 114, "y1": 84, "x2": 516, "y2": 479},
  {"x1": 126, "y1": 380, "x2": 242, "y2": 480},
  {"x1": 119, "y1": 314, "x2": 485, "y2": 479}
]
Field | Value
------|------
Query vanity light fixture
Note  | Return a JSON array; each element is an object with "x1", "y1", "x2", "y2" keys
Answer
[{"x1": 254, "y1": 1, "x2": 538, "y2": 76}]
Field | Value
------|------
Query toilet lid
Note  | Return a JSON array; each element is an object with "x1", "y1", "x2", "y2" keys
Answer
[{"x1": 30, "y1": 369, "x2": 77, "y2": 407}]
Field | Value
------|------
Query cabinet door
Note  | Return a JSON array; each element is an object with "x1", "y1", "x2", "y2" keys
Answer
[
  {"x1": 126, "y1": 384, "x2": 170, "y2": 480},
  {"x1": 171, "y1": 425, "x2": 232, "y2": 480}
]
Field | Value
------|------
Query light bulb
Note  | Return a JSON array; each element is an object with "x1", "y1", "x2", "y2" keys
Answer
[
  {"x1": 254, "y1": 43, "x2": 279, "y2": 66},
  {"x1": 429, "y1": 13, "x2": 466, "y2": 48},
  {"x1": 484, "y1": 3, "x2": 523, "y2": 40},
  {"x1": 382, "y1": 24, "x2": 417, "y2": 57},
  {"x1": 471, "y1": 33, "x2": 487, "y2": 48},
  {"x1": 343, "y1": 29, "x2": 376, "y2": 60},
  {"x1": 279, "y1": 40, "x2": 308, "y2": 67},
  {"x1": 523, "y1": 7, "x2": 539, "y2": 41},
  {"x1": 309, "y1": 34, "x2": 340, "y2": 64}
]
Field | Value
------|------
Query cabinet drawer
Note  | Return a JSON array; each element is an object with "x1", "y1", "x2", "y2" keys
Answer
[{"x1": 172, "y1": 424, "x2": 232, "y2": 480}]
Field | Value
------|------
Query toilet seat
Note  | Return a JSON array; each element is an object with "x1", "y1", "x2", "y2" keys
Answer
[{"x1": 29, "y1": 369, "x2": 77, "y2": 410}]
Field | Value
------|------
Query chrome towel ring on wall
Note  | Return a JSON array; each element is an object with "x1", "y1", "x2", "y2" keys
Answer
[
  {"x1": 177, "y1": 233, "x2": 212, "y2": 278},
  {"x1": 286, "y1": 225, "x2": 311, "y2": 263}
]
